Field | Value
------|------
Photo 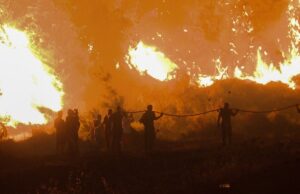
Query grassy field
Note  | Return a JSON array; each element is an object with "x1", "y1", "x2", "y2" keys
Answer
[{"x1": 0, "y1": 133, "x2": 299, "y2": 193}]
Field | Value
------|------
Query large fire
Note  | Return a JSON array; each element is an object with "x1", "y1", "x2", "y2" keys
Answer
[
  {"x1": 126, "y1": 1, "x2": 300, "y2": 90},
  {"x1": 127, "y1": 41, "x2": 178, "y2": 81},
  {"x1": 0, "y1": 25, "x2": 64, "y2": 127}
]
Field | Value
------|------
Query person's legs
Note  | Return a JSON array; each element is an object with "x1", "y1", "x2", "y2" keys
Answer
[
  {"x1": 56, "y1": 135, "x2": 60, "y2": 154},
  {"x1": 222, "y1": 127, "x2": 226, "y2": 146},
  {"x1": 112, "y1": 133, "x2": 117, "y2": 153},
  {"x1": 145, "y1": 128, "x2": 150, "y2": 153},
  {"x1": 149, "y1": 130, "x2": 155, "y2": 152},
  {"x1": 117, "y1": 133, "x2": 121, "y2": 154},
  {"x1": 75, "y1": 136, "x2": 79, "y2": 155},
  {"x1": 228, "y1": 127, "x2": 232, "y2": 145},
  {"x1": 105, "y1": 129, "x2": 110, "y2": 150}
]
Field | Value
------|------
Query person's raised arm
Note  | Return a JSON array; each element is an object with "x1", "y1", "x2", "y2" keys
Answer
[
  {"x1": 102, "y1": 116, "x2": 107, "y2": 125},
  {"x1": 231, "y1": 109, "x2": 239, "y2": 116},
  {"x1": 154, "y1": 112, "x2": 164, "y2": 120},
  {"x1": 139, "y1": 113, "x2": 146, "y2": 124}
]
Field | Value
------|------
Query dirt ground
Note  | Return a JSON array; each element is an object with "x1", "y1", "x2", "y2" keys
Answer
[{"x1": 0, "y1": 134, "x2": 299, "y2": 194}]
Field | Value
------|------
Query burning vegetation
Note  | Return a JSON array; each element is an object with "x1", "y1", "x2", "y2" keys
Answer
[
  {"x1": 0, "y1": 25, "x2": 63, "y2": 127},
  {"x1": 0, "y1": 0, "x2": 298, "y2": 141},
  {"x1": 0, "y1": 0, "x2": 300, "y2": 193}
]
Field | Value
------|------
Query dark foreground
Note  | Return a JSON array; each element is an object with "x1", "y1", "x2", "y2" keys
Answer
[{"x1": 0, "y1": 137, "x2": 300, "y2": 194}]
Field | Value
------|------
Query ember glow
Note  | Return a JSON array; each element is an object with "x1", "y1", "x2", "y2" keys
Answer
[{"x1": 0, "y1": 25, "x2": 64, "y2": 127}]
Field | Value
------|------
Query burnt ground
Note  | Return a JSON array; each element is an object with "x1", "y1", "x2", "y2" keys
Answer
[{"x1": 0, "y1": 135, "x2": 300, "y2": 194}]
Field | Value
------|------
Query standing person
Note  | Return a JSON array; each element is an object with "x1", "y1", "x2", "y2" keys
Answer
[
  {"x1": 140, "y1": 105, "x2": 163, "y2": 153},
  {"x1": 103, "y1": 109, "x2": 113, "y2": 150},
  {"x1": 65, "y1": 109, "x2": 75, "y2": 155},
  {"x1": 217, "y1": 103, "x2": 239, "y2": 146},
  {"x1": 94, "y1": 114, "x2": 102, "y2": 145},
  {"x1": 73, "y1": 109, "x2": 80, "y2": 155},
  {"x1": 54, "y1": 111, "x2": 65, "y2": 155},
  {"x1": 111, "y1": 106, "x2": 124, "y2": 155}
]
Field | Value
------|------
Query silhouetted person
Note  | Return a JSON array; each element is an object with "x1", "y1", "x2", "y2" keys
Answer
[
  {"x1": 111, "y1": 106, "x2": 124, "y2": 155},
  {"x1": 54, "y1": 111, "x2": 65, "y2": 155},
  {"x1": 65, "y1": 109, "x2": 80, "y2": 156},
  {"x1": 94, "y1": 114, "x2": 102, "y2": 145},
  {"x1": 103, "y1": 109, "x2": 113, "y2": 150},
  {"x1": 73, "y1": 109, "x2": 80, "y2": 154},
  {"x1": 217, "y1": 103, "x2": 239, "y2": 146},
  {"x1": 140, "y1": 105, "x2": 163, "y2": 153},
  {"x1": 65, "y1": 109, "x2": 74, "y2": 155}
]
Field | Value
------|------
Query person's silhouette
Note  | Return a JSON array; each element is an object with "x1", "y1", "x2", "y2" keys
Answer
[
  {"x1": 140, "y1": 105, "x2": 163, "y2": 153},
  {"x1": 65, "y1": 109, "x2": 80, "y2": 156},
  {"x1": 217, "y1": 103, "x2": 239, "y2": 146},
  {"x1": 111, "y1": 106, "x2": 124, "y2": 155},
  {"x1": 54, "y1": 111, "x2": 65, "y2": 155},
  {"x1": 73, "y1": 109, "x2": 80, "y2": 155},
  {"x1": 94, "y1": 114, "x2": 102, "y2": 145},
  {"x1": 65, "y1": 109, "x2": 74, "y2": 154},
  {"x1": 103, "y1": 109, "x2": 113, "y2": 150}
]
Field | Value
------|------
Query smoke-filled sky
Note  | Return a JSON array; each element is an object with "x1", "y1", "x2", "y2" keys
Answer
[{"x1": 0, "y1": 0, "x2": 299, "y2": 111}]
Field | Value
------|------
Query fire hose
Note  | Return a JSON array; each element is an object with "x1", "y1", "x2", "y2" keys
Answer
[
  {"x1": 153, "y1": 109, "x2": 220, "y2": 117},
  {"x1": 237, "y1": 104, "x2": 298, "y2": 114},
  {"x1": 127, "y1": 104, "x2": 299, "y2": 117},
  {"x1": 127, "y1": 109, "x2": 219, "y2": 117}
]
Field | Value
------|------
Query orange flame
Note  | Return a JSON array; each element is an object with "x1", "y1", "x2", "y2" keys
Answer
[
  {"x1": 127, "y1": 41, "x2": 178, "y2": 81},
  {"x1": 127, "y1": 1, "x2": 300, "y2": 90},
  {"x1": 235, "y1": 1, "x2": 300, "y2": 89},
  {"x1": 0, "y1": 25, "x2": 64, "y2": 127}
]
